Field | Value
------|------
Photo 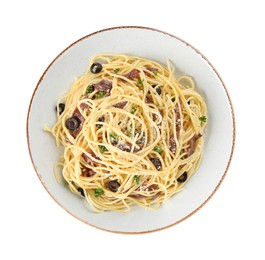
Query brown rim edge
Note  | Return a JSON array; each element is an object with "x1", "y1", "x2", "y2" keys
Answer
[{"x1": 26, "y1": 25, "x2": 236, "y2": 235}]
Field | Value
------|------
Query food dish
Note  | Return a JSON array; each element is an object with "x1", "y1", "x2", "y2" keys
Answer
[
  {"x1": 45, "y1": 54, "x2": 207, "y2": 212},
  {"x1": 27, "y1": 26, "x2": 235, "y2": 233}
]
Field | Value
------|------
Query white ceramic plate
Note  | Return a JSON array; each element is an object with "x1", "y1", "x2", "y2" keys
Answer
[{"x1": 27, "y1": 26, "x2": 235, "y2": 234}]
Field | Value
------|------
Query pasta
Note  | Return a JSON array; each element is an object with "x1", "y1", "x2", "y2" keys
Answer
[{"x1": 45, "y1": 54, "x2": 207, "y2": 212}]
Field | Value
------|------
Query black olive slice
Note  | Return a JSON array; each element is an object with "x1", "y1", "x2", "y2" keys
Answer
[
  {"x1": 55, "y1": 103, "x2": 65, "y2": 115},
  {"x1": 96, "y1": 115, "x2": 105, "y2": 129},
  {"x1": 59, "y1": 103, "x2": 65, "y2": 114},
  {"x1": 150, "y1": 158, "x2": 162, "y2": 171},
  {"x1": 65, "y1": 116, "x2": 80, "y2": 130},
  {"x1": 151, "y1": 84, "x2": 162, "y2": 95},
  {"x1": 177, "y1": 172, "x2": 188, "y2": 183},
  {"x1": 77, "y1": 187, "x2": 85, "y2": 197},
  {"x1": 90, "y1": 63, "x2": 103, "y2": 74},
  {"x1": 108, "y1": 180, "x2": 120, "y2": 192}
]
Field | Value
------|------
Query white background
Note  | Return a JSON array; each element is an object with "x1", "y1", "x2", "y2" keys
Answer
[{"x1": 1, "y1": 0, "x2": 264, "y2": 259}]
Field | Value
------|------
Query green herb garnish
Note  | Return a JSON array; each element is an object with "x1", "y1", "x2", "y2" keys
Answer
[
  {"x1": 134, "y1": 175, "x2": 140, "y2": 185},
  {"x1": 171, "y1": 97, "x2": 175, "y2": 102},
  {"x1": 95, "y1": 91, "x2": 106, "y2": 99},
  {"x1": 199, "y1": 116, "x2": 207, "y2": 122},
  {"x1": 137, "y1": 78, "x2": 144, "y2": 86},
  {"x1": 110, "y1": 133, "x2": 119, "y2": 142},
  {"x1": 153, "y1": 71, "x2": 158, "y2": 76},
  {"x1": 94, "y1": 188, "x2": 104, "y2": 197},
  {"x1": 99, "y1": 145, "x2": 108, "y2": 153},
  {"x1": 85, "y1": 85, "x2": 94, "y2": 94},
  {"x1": 114, "y1": 68, "x2": 120, "y2": 74},
  {"x1": 154, "y1": 146, "x2": 163, "y2": 154},
  {"x1": 131, "y1": 106, "x2": 137, "y2": 114}
]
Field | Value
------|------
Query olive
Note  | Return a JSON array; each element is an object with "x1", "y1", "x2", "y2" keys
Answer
[
  {"x1": 65, "y1": 116, "x2": 80, "y2": 130},
  {"x1": 90, "y1": 63, "x2": 103, "y2": 74},
  {"x1": 96, "y1": 115, "x2": 105, "y2": 129},
  {"x1": 152, "y1": 84, "x2": 162, "y2": 95},
  {"x1": 77, "y1": 187, "x2": 85, "y2": 197},
  {"x1": 177, "y1": 172, "x2": 188, "y2": 183},
  {"x1": 108, "y1": 180, "x2": 120, "y2": 192},
  {"x1": 150, "y1": 158, "x2": 162, "y2": 171},
  {"x1": 55, "y1": 103, "x2": 65, "y2": 115}
]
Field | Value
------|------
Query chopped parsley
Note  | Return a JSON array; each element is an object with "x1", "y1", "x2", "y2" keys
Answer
[
  {"x1": 110, "y1": 133, "x2": 119, "y2": 142},
  {"x1": 99, "y1": 145, "x2": 108, "y2": 153},
  {"x1": 137, "y1": 78, "x2": 144, "y2": 86},
  {"x1": 94, "y1": 188, "x2": 104, "y2": 197},
  {"x1": 114, "y1": 68, "x2": 120, "y2": 74},
  {"x1": 85, "y1": 85, "x2": 94, "y2": 94},
  {"x1": 153, "y1": 71, "x2": 158, "y2": 76},
  {"x1": 131, "y1": 106, "x2": 137, "y2": 114},
  {"x1": 199, "y1": 116, "x2": 207, "y2": 122},
  {"x1": 171, "y1": 97, "x2": 175, "y2": 102},
  {"x1": 134, "y1": 175, "x2": 140, "y2": 185},
  {"x1": 95, "y1": 91, "x2": 106, "y2": 99},
  {"x1": 154, "y1": 146, "x2": 163, "y2": 154}
]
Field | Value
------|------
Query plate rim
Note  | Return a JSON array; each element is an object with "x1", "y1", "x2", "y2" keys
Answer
[{"x1": 26, "y1": 25, "x2": 236, "y2": 234}]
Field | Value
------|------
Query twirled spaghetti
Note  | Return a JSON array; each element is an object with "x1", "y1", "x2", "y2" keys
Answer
[{"x1": 45, "y1": 54, "x2": 207, "y2": 212}]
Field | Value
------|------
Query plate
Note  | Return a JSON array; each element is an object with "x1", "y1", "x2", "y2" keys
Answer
[{"x1": 27, "y1": 26, "x2": 235, "y2": 234}]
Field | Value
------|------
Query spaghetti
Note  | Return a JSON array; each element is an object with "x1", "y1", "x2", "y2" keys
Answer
[{"x1": 46, "y1": 54, "x2": 207, "y2": 212}]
